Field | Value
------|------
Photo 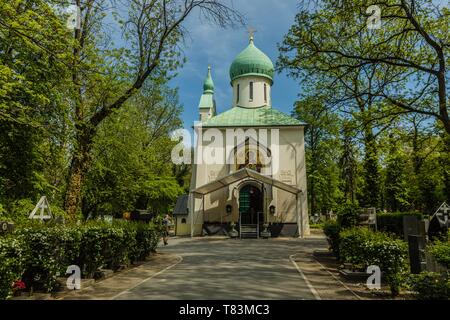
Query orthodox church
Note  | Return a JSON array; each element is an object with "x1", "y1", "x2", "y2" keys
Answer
[{"x1": 174, "y1": 35, "x2": 309, "y2": 238}]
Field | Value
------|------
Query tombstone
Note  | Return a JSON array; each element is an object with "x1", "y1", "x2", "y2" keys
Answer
[
  {"x1": 29, "y1": 196, "x2": 53, "y2": 221},
  {"x1": 103, "y1": 215, "x2": 113, "y2": 224},
  {"x1": 432, "y1": 202, "x2": 450, "y2": 228},
  {"x1": 358, "y1": 208, "x2": 377, "y2": 230},
  {"x1": 403, "y1": 216, "x2": 421, "y2": 241},
  {"x1": 0, "y1": 221, "x2": 14, "y2": 234},
  {"x1": 54, "y1": 216, "x2": 65, "y2": 225},
  {"x1": 408, "y1": 235, "x2": 426, "y2": 274}
]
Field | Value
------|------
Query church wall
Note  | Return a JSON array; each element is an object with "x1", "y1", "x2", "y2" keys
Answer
[
  {"x1": 189, "y1": 126, "x2": 309, "y2": 236},
  {"x1": 232, "y1": 76, "x2": 272, "y2": 108}
]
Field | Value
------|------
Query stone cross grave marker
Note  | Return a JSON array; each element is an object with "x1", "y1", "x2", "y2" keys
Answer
[
  {"x1": 431, "y1": 202, "x2": 450, "y2": 228},
  {"x1": 29, "y1": 196, "x2": 53, "y2": 221}
]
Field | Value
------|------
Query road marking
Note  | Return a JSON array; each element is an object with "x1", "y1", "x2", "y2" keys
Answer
[
  {"x1": 289, "y1": 254, "x2": 321, "y2": 300},
  {"x1": 111, "y1": 255, "x2": 183, "y2": 300}
]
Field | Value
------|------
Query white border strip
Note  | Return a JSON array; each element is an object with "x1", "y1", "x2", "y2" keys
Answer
[
  {"x1": 289, "y1": 254, "x2": 321, "y2": 300},
  {"x1": 111, "y1": 255, "x2": 183, "y2": 300}
]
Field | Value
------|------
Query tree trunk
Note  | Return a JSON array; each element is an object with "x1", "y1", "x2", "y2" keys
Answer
[{"x1": 64, "y1": 129, "x2": 93, "y2": 217}]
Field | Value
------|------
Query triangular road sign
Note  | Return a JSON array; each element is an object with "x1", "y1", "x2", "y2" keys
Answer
[{"x1": 29, "y1": 196, "x2": 53, "y2": 220}]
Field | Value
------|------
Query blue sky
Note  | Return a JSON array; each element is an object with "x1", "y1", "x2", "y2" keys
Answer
[{"x1": 169, "y1": 0, "x2": 302, "y2": 133}]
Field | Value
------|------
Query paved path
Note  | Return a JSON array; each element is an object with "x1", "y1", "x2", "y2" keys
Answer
[
  {"x1": 58, "y1": 234, "x2": 363, "y2": 300},
  {"x1": 114, "y1": 237, "x2": 325, "y2": 300}
]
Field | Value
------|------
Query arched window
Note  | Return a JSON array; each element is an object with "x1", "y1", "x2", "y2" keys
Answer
[
  {"x1": 249, "y1": 82, "x2": 254, "y2": 101},
  {"x1": 264, "y1": 84, "x2": 267, "y2": 103},
  {"x1": 237, "y1": 84, "x2": 240, "y2": 103}
]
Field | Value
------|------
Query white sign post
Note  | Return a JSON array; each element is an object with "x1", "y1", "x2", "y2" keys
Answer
[{"x1": 29, "y1": 196, "x2": 53, "y2": 221}]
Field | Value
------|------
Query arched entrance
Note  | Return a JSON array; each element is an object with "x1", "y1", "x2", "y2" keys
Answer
[{"x1": 239, "y1": 184, "x2": 263, "y2": 225}]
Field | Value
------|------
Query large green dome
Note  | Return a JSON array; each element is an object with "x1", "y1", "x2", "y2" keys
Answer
[{"x1": 229, "y1": 38, "x2": 274, "y2": 84}]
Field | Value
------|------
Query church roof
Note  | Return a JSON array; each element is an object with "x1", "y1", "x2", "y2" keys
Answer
[
  {"x1": 229, "y1": 38, "x2": 274, "y2": 84},
  {"x1": 201, "y1": 105, "x2": 306, "y2": 128},
  {"x1": 173, "y1": 195, "x2": 189, "y2": 216},
  {"x1": 198, "y1": 94, "x2": 215, "y2": 109}
]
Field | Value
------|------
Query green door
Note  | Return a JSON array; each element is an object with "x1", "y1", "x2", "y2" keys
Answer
[{"x1": 239, "y1": 185, "x2": 262, "y2": 225}]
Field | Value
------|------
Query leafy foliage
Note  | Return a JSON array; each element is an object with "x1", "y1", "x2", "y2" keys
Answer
[
  {"x1": 336, "y1": 202, "x2": 360, "y2": 229},
  {"x1": 339, "y1": 227, "x2": 409, "y2": 296},
  {"x1": 409, "y1": 272, "x2": 450, "y2": 300},
  {"x1": 429, "y1": 240, "x2": 450, "y2": 269},
  {"x1": 0, "y1": 220, "x2": 160, "y2": 299},
  {"x1": 377, "y1": 212, "x2": 424, "y2": 237}
]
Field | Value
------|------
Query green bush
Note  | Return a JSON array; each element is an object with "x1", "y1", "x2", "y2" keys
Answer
[
  {"x1": 336, "y1": 203, "x2": 360, "y2": 229},
  {"x1": 429, "y1": 240, "x2": 450, "y2": 269},
  {"x1": 0, "y1": 220, "x2": 160, "y2": 298},
  {"x1": 377, "y1": 212, "x2": 423, "y2": 237},
  {"x1": 339, "y1": 227, "x2": 408, "y2": 296},
  {"x1": 0, "y1": 236, "x2": 25, "y2": 299},
  {"x1": 409, "y1": 272, "x2": 450, "y2": 300},
  {"x1": 323, "y1": 221, "x2": 341, "y2": 257},
  {"x1": 15, "y1": 225, "x2": 67, "y2": 292}
]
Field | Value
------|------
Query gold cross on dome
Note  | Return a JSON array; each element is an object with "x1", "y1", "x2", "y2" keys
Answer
[{"x1": 247, "y1": 27, "x2": 257, "y2": 41}]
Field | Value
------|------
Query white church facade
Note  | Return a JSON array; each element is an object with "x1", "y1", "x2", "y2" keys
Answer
[{"x1": 174, "y1": 35, "x2": 309, "y2": 238}]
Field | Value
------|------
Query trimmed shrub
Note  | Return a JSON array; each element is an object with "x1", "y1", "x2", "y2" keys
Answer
[
  {"x1": 336, "y1": 203, "x2": 360, "y2": 229},
  {"x1": 0, "y1": 220, "x2": 160, "y2": 298},
  {"x1": 377, "y1": 212, "x2": 423, "y2": 237},
  {"x1": 409, "y1": 272, "x2": 450, "y2": 300},
  {"x1": 323, "y1": 221, "x2": 341, "y2": 258},
  {"x1": 14, "y1": 225, "x2": 67, "y2": 292},
  {"x1": 0, "y1": 236, "x2": 24, "y2": 299},
  {"x1": 339, "y1": 227, "x2": 409, "y2": 296},
  {"x1": 429, "y1": 240, "x2": 450, "y2": 269}
]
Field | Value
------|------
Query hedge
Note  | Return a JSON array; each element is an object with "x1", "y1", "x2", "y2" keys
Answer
[
  {"x1": 377, "y1": 212, "x2": 423, "y2": 237},
  {"x1": 339, "y1": 227, "x2": 409, "y2": 296},
  {"x1": 0, "y1": 237, "x2": 24, "y2": 300},
  {"x1": 0, "y1": 220, "x2": 161, "y2": 299},
  {"x1": 323, "y1": 221, "x2": 341, "y2": 258},
  {"x1": 409, "y1": 271, "x2": 450, "y2": 300},
  {"x1": 429, "y1": 240, "x2": 450, "y2": 269}
]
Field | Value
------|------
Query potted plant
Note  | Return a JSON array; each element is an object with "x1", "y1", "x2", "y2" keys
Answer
[
  {"x1": 261, "y1": 223, "x2": 271, "y2": 239},
  {"x1": 229, "y1": 222, "x2": 238, "y2": 238}
]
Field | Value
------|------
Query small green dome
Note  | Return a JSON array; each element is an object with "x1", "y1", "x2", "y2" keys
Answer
[
  {"x1": 229, "y1": 38, "x2": 274, "y2": 84},
  {"x1": 203, "y1": 66, "x2": 214, "y2": 94}
]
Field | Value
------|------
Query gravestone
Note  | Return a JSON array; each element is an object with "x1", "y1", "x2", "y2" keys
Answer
[
  {"x1": 403, "y1": 216, "x2": 421, "y2": 241},
  {"x1": 408, "y1": 235, "x2": 426, "y2": 274},
  {"x1": 29, "y1": 196, "x2": 52, "y2": 221},
  {"x1": 0, "y1": 221, "x2": 14, "y2": 234},
  {"x1": 427, "y1": 203, "x2": 449, "y2": 241},
  {"x1": 432, "y1": 202, "x2": 450, "y2": 228}
]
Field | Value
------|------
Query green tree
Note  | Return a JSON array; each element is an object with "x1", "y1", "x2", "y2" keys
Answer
[
  {"x1": 83, "y1": 82, "x2": 185, "y2": 217},
  {"x1": 55, "y1": 0, "x2": 243, "y2": 217},
  {"x1": 384, "y1": 132, "x2": 411, "y2": 211},
  {"x1": 339, "y1": 122, "x2": 358, "y2": 204},
  {"x1": 0, "y1": 0, "x2": 71, "y2": 206},
  {"x1": 294, "y1": 97, "x2": 342, "y2": 214},
  {"x1": 280, "y1": 0, "x2": 450, "y2": 136}
]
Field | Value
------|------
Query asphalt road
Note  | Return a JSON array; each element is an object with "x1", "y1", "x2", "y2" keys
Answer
[{"x1": 114, "y1": 237, "x2": 325, "y2": 300}]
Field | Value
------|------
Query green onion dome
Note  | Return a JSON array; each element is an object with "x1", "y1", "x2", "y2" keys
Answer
[
  {"x1": 229, "y1": 37, "x2": 274, "y2": 84},
  {"x1": 203, "y1": 66, "x2": 214, "y2": 94}
]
